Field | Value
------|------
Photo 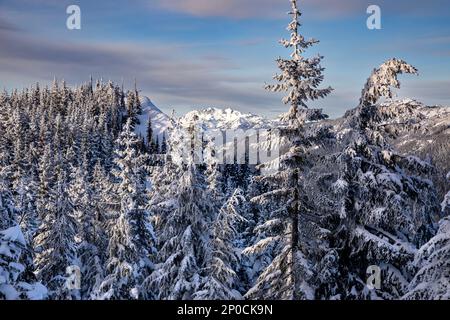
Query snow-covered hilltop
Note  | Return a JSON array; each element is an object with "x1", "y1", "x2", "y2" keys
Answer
[{"x1": 135, "y1": 96, "x2": 170, "y2": 143}]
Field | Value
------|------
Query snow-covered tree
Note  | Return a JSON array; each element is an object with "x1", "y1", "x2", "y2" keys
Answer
[
  {"x1": 146, "y1": 119, "x2": 216, "y2": 299},
  {"x1": 441, "y1": 182, "x2": 450, "y2": 217},
  {"x1": 146, "y1": 161, "x2": 215, "y2": 300},
  {"x1": 356, "y1": 58, "x2": 418, "y2": 130},
  {"x1": 265, "y1": 0, "x2": 332, "y2": 122},
  {"x1": 69, "y1": 166, "x2": 104, "y2": 299},
  {"x1": 244, "y1": 0, "x2": 332, "y2": 300},
  {"x1": 146, "y1": 115, "x2": 158, "y2": 154},
  {"x1": 195, "y1": 188, "x2": 246, "y2": 300},
  {"x1": 309, "y1": 60, "x2": 440, "y2": 299},
  {"x1": 0, "y1": 225, "x2": 48, "y2": 300},
  {"x1": 126, "y1": 80, "x2": 142, "y2": 127},
  {"x1": 404, "y1": 217, "x2": 450, "y2": 300},
  {"x1": 404, "y1": 182, "x2": 450, "y2": 300},
  {"x1": 33, "y1": 169, "x2": 78, "y2": 300},
  {"x1": 0, "y1": 160, "x2": 16, "y2": 230},
  {"x1": 95, "y1": 119, "x2": 155, "y2": 300}
]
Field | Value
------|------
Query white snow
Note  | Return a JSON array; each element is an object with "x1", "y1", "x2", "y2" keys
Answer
[
  {"x1": 135, "y1": 96, "x2": 171, "y2": 143},
  {"x1": 0, "y1": 226, "x2": 25, "y2": 245},
  {"x1": 180, "y1": 107, "x2": 271, "y2": 131}
]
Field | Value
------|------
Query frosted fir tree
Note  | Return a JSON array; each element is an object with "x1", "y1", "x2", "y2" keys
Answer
[
  {"x1": 36, "y1": 144, "x2": 55, "y2": 221},
  {"x1": 160, "y1": 134, "x2": 168, "y2": 154},
  {"x1": 12, "y1": 172, "x2": 40, "y2": 285},
  {"x1": 194, "y1": 188, "x2": 246, "y2": 300},
  {"x1": 126, "y1": 80, "x2": 142, "y2": 127},
  {"x1": 404, "y1": 217, "x2": 450, "y2": 300},
  {"x1": 0, "y1": 159, "x2": 16, "y2": 230},
  {"x1": 437, "y1": 173, "x2": 450, "y2": 218},
  {"x1": 0, "y1": 225, "x2": 48, "y2": 300},
  {"x1": 356, "y1": 58, "x2": 418, "y2": 130},
  {"x1": 33, "y1": 169, "x2": 78, "y2": 300},
  {"x1": 95, "y1": 119, "x2": 156, "y2": 300},
  {"x1": 313, "y1": 60, "x2": 440, "y2": 299},
  {"x1": 265, "y1": 0, "x2": 332, "y2": 124},
  {"x1": 146, "y1": 120, "x2": 216, "y2": 300},
  {"x1": 404, "y1": 185, "x2": 450, "y2": 300},
  {"x1": 146, "y1": 115, "x2": 158, "y2": 154},
  {"x1": 69, "y1": 166, "x2": 104, "y2": 299},
  {"x1": 442, "y1": 188, "x2": 450, "y2": 217},
  {"x1": 146, "y1": 162, "x2": 215, "y2": 300},
  {"x1": 14, "y1": 173, "x2": 40, "y2": 244},
  {"x1": 244, "y1": 0, "x2": 332, "y2": 300}
]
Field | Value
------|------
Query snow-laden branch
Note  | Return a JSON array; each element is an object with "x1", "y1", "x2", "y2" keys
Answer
[{"x1": 360, "y1": 58, "x2": 418, "y2": 107}]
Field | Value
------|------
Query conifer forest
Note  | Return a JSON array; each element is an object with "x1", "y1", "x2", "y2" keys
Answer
[{"x1": 0, "y1": 0, "x2": 449, "y2": 301}]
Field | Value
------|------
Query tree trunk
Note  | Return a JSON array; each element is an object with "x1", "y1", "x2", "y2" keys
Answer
[{"x1": 291, "y1": 168, "x2": 300, "y2": 300}]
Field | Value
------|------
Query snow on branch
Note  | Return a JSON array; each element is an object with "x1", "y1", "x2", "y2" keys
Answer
[
  {"x1": 265, "y1": 0, "x2": 332, "y2": 112},
  {"x1": 360, "y1": 58, "x2": 418, "y2": 107}
]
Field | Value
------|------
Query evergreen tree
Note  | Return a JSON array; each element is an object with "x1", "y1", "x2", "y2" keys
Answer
[
  {"x1": 146, "y1": 114, "x2": 158, "y2": 154},
  {"x1": 404, "y1": 186, "x2": 450, "y2": 300},
  {"x1": 95, "y1": 119, "x2": 155, "y2": 300},
  {"x1": 69, "y1": 166, "x2": 104, "y2": 299},
  {"x1": 245, "y1": 0, "x2": 332, "y2": 300},
  {"x1": 195, "y1": 188, "x2": 246, "y2": 300},
  {"x1": 312, "y1": 59, "x2": 439, "y2": 299},
  {"x1": 265, "y1": 0, "x2": 332, "y2": 116},
  {"x1": 0, "y1": 159, "x2": 16, "y2": 230},
  {"x1": 146, "y1": 121, "x2": 215, "y2": 299},
  {"x1": 160, "y1": 133, "x2": 168, "y2": 154},
  {"x1": 0, "y1": 225, "x2": 48, "y2": 300},
  {"x1": 34, "y1": 170, "x2": 78, "y2": 300},
  {"x1": 147, "y1": 162, "x2": 214, "y2": 299},
  {"x1": 404, "y1": 217, "x2": 450, "y2": 299}
]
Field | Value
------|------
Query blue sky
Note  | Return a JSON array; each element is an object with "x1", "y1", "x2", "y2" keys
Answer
[{"x1": 0, "y1": 0, "x2": 449, "y2": 118}]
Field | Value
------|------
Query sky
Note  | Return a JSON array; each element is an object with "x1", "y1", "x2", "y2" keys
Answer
[{"x1": 0, "y1": 0, "x2": 449, "y2": 118}]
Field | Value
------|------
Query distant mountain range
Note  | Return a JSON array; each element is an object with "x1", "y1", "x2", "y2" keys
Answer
[{"x1": 144, "y1": 97, "x2": 449, "y2": 197}]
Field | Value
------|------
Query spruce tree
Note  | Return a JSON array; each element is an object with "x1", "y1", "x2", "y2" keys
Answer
[
  {"x1": 195, "y1": 188, "x2": 246, "y2": 300},
  {"x1": 245, "y1": 0, "x2": 332, "y2": 300},
  {"x1": 314, "y1": 59, "x2": 439, "y2": 299},
  {"x1": 33, "y1": 169, "x2": 78, "y2": 300},
  {"x1": 95, "y1": 119, "x2": 155, "y2": 300}
]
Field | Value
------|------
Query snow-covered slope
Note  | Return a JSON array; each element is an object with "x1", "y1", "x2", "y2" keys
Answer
[{"x1": 135, "y1": 96, "x2": 171, "y2": 142}]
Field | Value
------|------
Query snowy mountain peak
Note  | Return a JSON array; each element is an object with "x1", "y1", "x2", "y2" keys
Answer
[
  {"x1": 135, "y1": 96, "x2": 170, "y2": 142},
  {"x1": 180, "y1": 107, "x2": 271, "y2": 131},
  {"x1": 139, "y1": 96, "x2": 160, "y2": 112}
]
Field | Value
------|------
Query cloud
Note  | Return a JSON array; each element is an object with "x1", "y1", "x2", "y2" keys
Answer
[
  {"x1": 152, "y1": 0, "x2": 281, "y2": 19},
  {"x1": 153, "y1": 0, "x2": 356, "y2": 19},
  {"x1": 0, "y1": 15, "x2": 21, "y2": 32},
  {"x1": 401, "y1": 80, "x2": 450, "y2": 103},
  {"x1": 0, "y1": 26, "x2": 281, "y2": 114},
  {"x1": 153, "y1": 0, "x2": 450, "y2": 19}
]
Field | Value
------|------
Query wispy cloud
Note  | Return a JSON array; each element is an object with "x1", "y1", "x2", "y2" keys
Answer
[
  {"x1": 153, "y1": 0, "x2": 450, "y2": 19},
  {"x1": 153, "y1": 0, "x2": 360, "y2": 19},
  {"x1": 0, "y1": 25, "x2": 281, "y2": 114},
  {"x1": 0, "y1": 15, "x2": 21, "y2": 31},
  {"x1": 0, "y1": 0, "x2": 448, "y2": 117},
  {"x1": 401, "y1": 80, "x2": 450, "y2": 102}
]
